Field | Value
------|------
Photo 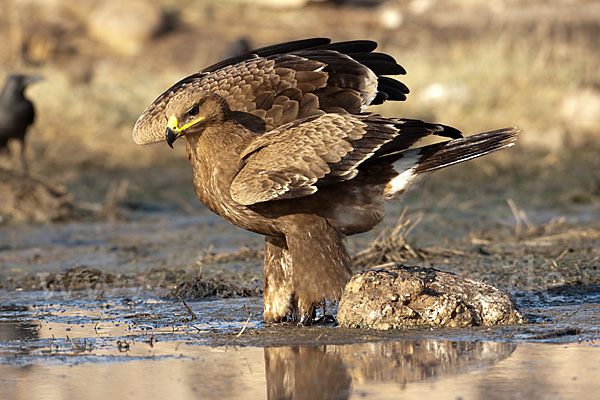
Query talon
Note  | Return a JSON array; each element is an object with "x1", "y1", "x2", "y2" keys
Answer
[{"x1": 299, "y1": 313, "x2": 313, "y2": 326}]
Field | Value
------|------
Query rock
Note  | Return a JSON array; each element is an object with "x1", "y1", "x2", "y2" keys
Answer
[
  {"x1": 87, "y1": 0, "x2": 166, "y2": 55},
  {"x1": 337, "y1": 264, "x2": 525, "y2": 329},
  {"x1": 560, "y1": 86, "x2": 600, "y2": 134}
]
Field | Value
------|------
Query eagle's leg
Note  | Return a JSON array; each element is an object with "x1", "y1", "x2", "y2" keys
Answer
[
  {"x1": 263, "y1": 235, "x2": 295, "y2": 322},
  {"x1": 285, "y1": 217, "x2": 352, "y2": 325}
]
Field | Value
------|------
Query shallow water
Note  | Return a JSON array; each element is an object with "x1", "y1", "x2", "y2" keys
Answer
[
  {"x1": 1, "y1": 289, "x2": 599, "y2": 399},
  {"x1": 1, "y1": 340, "x2": 597, "y2": 400},
  {"x1": 1, "y1": 323, "x2": 599, "y2": 400}
]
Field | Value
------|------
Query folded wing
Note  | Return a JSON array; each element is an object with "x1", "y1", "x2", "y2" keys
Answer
[{"x1": 230, "y1": 113, "x2": 462, "y2": 205}]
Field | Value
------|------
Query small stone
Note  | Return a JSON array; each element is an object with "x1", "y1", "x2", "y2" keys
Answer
[
  {"x1": 561, "y1": 86, "x2": 600, "y2": 135},
  {"x1": 87, "y1": 0, "x2": 166, "y2": 55},
  {"x1": 338, "y1": 264, "x2": 525, "y2": 330}
]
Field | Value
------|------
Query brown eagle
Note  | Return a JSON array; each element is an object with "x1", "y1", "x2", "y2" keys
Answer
[{"x1": 132, "y1": 38, "x2": 517, "y2": 324}]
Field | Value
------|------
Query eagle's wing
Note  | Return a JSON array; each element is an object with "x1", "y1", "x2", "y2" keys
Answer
[
  {"x1": 230, "y1": 113, "x2": 461, "y2": 206},
  {"x1": 132, "y1": 38, "x2": 408, "y2": 145}
]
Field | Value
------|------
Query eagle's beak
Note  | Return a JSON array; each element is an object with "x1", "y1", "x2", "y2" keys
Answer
[{"x1": 166, "y1": 116, "x2": 183, "y2": 149}]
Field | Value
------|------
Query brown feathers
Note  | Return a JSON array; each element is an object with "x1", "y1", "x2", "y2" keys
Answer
[
  {"x1": 132, "y1": 38, "x2": 518, "y2": 323},
  {"x1": 133, "y1": 39, "x2": 408, "y2": 145}
]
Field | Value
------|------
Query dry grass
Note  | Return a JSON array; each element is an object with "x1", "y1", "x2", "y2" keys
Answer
[{"x1": 351, "y1": 209, "x2": 427, "y2": 268}]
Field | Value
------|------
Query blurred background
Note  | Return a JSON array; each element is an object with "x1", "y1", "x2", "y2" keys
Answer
[{"x1": 0, "y1": 0, "x2": 598, "y2": 223}]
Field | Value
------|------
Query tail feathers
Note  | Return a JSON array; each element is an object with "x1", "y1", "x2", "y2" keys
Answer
[
  {"x1": 413, "y1": 127, "x2": 519, "y2": 174},
  {"x1": 385, "y1": 127, "x2": 518, "y2": 198}
]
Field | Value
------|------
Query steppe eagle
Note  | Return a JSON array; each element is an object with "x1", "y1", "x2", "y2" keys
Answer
[{"x1": 132, "y1": 38, "x2": 517, "y2": 323}]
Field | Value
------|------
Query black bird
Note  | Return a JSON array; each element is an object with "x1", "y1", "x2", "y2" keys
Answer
[{"x1": 0, "y1": 74, "x2": 43, "y2": 171}]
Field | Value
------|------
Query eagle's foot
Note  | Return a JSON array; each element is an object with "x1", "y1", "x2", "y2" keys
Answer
[
  {"x1": 296, "y1": 303, "x2": 317, "y2": 326},
  {"x1": 262, "y1": 294, "x2": 317, "y2": 325}
]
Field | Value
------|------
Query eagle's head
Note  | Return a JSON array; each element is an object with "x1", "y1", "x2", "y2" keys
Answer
[{"x1": 164, "y1": 91, "x2": 230, "y2": 148}]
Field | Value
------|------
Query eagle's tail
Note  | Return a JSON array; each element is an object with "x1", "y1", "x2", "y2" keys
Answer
[
  {"x1": 414, "y1": 127, "x2": 519, "y2": 174},
  {"x1": 385, "y1": 127, "x2": 519, "y2": 198}
]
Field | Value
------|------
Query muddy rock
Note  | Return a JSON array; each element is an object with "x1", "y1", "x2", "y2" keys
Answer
[{"x1": 338, "y1": 264, "x2": 525, "y2": 330}]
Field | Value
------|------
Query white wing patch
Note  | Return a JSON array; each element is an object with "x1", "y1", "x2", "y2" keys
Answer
[{"x1": 385, "y1": 151, "x2": 420, "y2": 198}]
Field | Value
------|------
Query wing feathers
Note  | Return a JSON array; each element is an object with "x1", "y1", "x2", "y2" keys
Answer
[
  {"x1": 230, "y1": 113, "x2": 476, "y2": 205},
  {"x1": 347, "y1": 52, "x2": 407, "y2": 75},
  {"x1": 202, "y1": 38, "x2": 332, "y2": 73},
  {"x1": 376, "y1": 76, "x2": 410, "y2": 101},
  {"x1": 133, "y1": 38, "x2": 408, "y2": 145},
  {"x1": 311, "y1": 40, "x2": 379, "y2": 53}
]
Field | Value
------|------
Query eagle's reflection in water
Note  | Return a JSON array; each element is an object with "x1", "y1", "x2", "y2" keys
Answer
[
  {"x1": 265, "y1": 345, "x2": 352, "y2": 400},
  {"x1": 264, "y1": 340, "x2": 517, "y2": 399}
]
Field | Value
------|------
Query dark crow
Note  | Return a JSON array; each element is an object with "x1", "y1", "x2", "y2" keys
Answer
[{"x1": 0, "y1": 74, "x2": 43, "y2": 171}]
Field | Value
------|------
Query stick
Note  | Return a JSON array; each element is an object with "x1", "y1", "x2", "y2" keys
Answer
[
  {"x1": 236, "y1": 313, "x2": 252, "y2": 337},
  {"x1": 175, "y1": 293, "x2": 197, "y2": 320}
]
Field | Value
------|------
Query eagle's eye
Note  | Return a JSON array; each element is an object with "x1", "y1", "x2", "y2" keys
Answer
[{"x1": 188, "y1": 105, "x2": 199, "y2": 116}]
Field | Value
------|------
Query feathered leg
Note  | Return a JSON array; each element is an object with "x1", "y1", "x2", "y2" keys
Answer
[
  {"x1": 285, "y1": 216, "x2": 352, "y2": 324},
  {"x1": 263, "y1": 235, "x2": 295, "y2": 322},
  {"x1": 263, "y1": 217, "x2": 353, "y2": 324}
]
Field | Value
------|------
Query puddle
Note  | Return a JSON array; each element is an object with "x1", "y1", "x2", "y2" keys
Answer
[
  {"x1": 0, "y1": 337, "x2": 598, "y2": 399},
  {"x1": 0, "y1": 289, "x2": 599, "y2": 399}
]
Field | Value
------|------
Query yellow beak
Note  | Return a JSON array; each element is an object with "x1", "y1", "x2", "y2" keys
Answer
[{"x1": 165, "y1": 115, "x2": 204, "y2": 148}]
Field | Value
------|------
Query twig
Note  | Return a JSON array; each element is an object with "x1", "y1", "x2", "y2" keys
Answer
[
  {"x1": 554, "y1": 247, "x2": 570, "y2": 261},
  {"x1": 236, "y1": 313, "x2": 253, "y2": 337},
  {"x1": 352, "y1": 208, "x2": 426, "y2": 267},
  {"x1": 175, "y1": 293, "x2": 197, "y2": 320},
  {"x1": 507, "y1": 198, "x2": 535, "y2": 236},
  {"x1": 70, "y1": 338, "x2": 87, "y2": 352}
]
